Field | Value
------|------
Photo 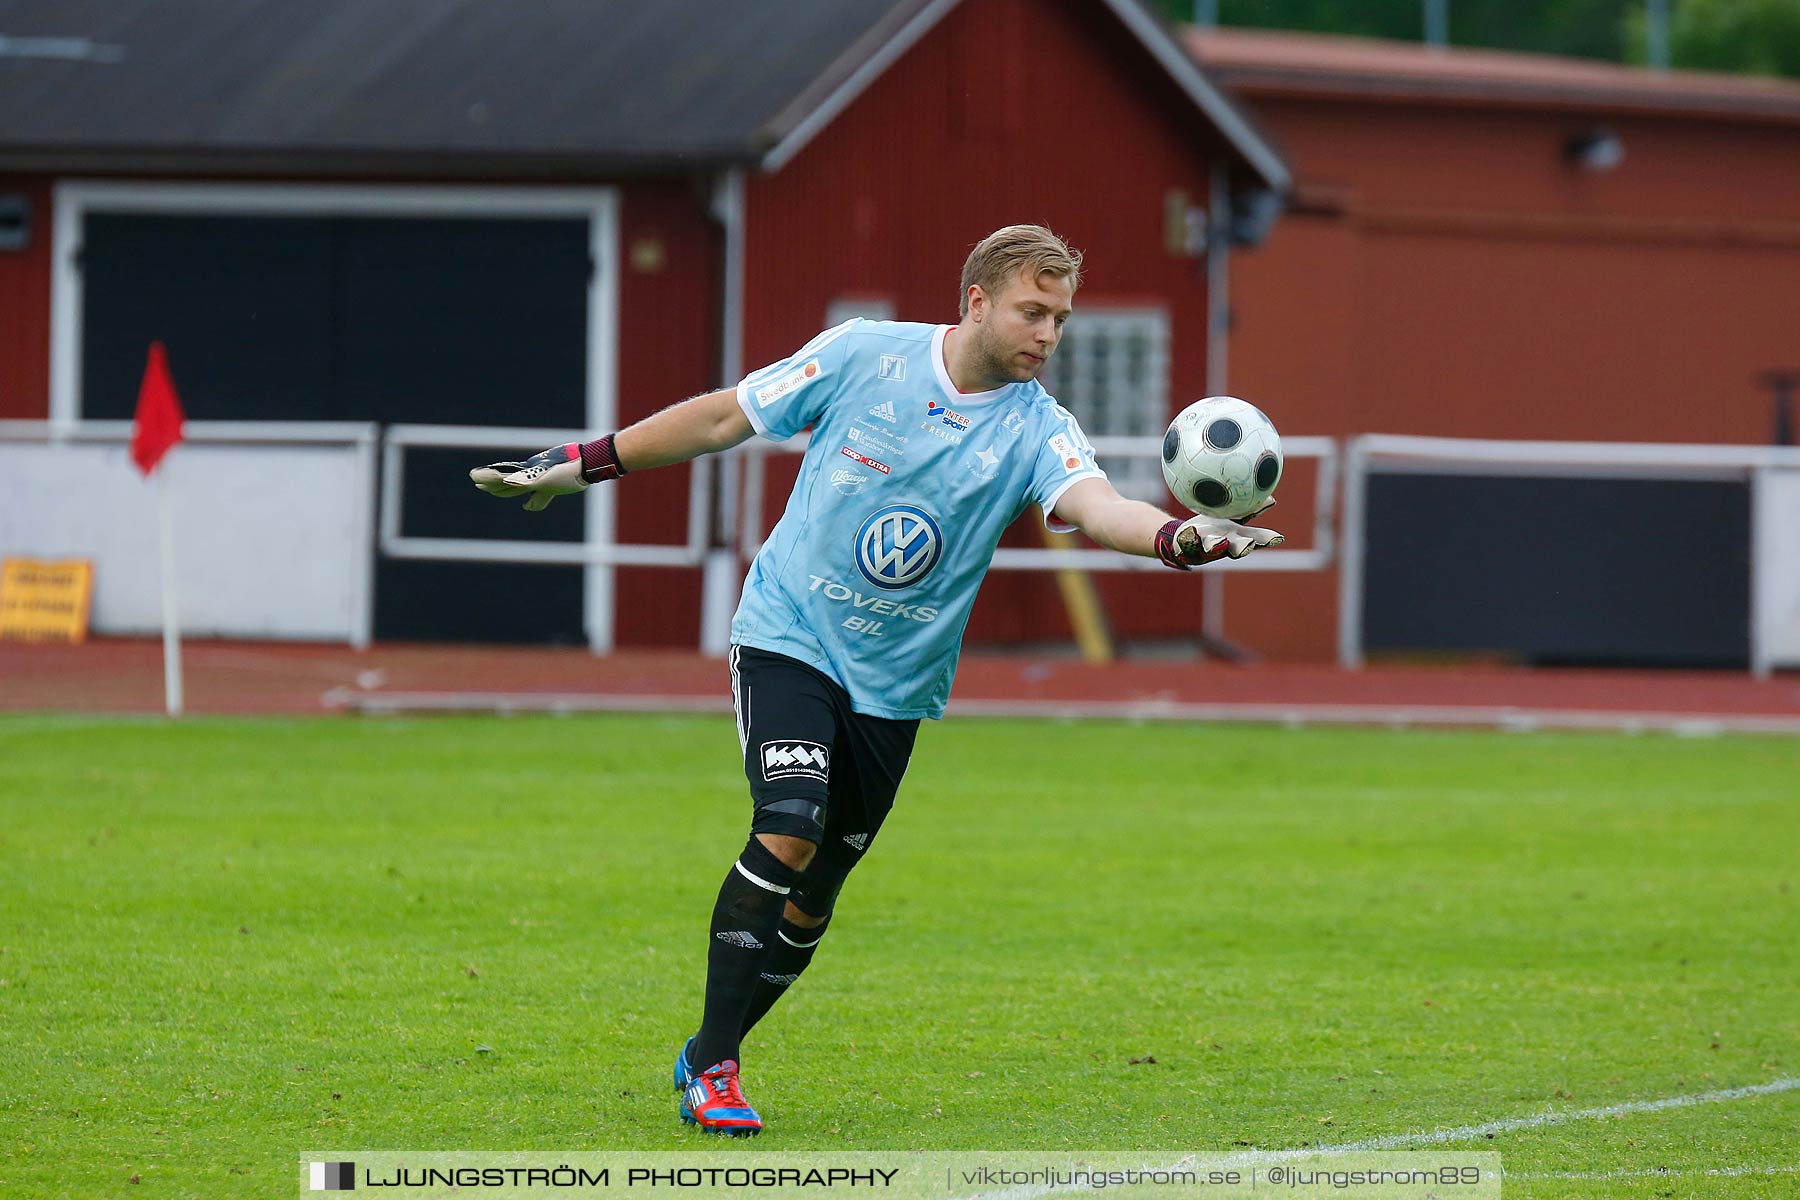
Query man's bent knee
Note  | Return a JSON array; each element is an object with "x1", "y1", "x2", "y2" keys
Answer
[
  {"x1": 751, "y1": 796, "x2": 826, "y2": 845},
  {"x1": 783, "y1": 900, "x2": 827, "y2": 928},
  {"x1": 755, "y1": 832, "x2": 817, "y2": 872}
]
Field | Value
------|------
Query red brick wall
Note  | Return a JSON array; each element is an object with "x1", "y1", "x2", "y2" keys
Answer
[
  {"x1": 611, "y1": 181, "x2": 721, "y2": 647},
  {"x1": 1225, "y1": 99, "x2": 1800, "y2": 659}
]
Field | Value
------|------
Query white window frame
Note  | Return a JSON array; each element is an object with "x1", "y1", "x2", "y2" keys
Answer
[
  {"x1": 49, "y1": 181, "x2": 622, "y2": 650},
  {"x1": 1038, "y1": 305, "x2": 1172, "y2": 501}
]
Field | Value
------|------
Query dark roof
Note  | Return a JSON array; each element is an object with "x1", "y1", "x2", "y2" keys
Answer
[
  {"x1": 1185, "y1": 27, "x2": 1800, "y2": 126},
  {"x1": 0, "y1": 0, "x2": 1287, "y2": 187},
  {"x1": 0, "y1": 0, "x2": 923, "y2": 173}
]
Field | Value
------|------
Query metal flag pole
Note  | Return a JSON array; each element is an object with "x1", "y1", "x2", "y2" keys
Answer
[{"x1": 156, "y1": 464, "x2": 183, "y2": 716}]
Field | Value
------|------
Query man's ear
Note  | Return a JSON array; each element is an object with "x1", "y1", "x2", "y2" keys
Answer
[{"x1": 967, "y1": 285, "x2": 986, "y2": 322}]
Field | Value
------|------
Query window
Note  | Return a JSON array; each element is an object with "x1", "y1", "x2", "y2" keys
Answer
[
  {"x1": 825, "y1": 295, "x2": 895, "y2": 327},
  {"x1": 1038, "y1": 307, "x2": 1171, "y2": 501}
]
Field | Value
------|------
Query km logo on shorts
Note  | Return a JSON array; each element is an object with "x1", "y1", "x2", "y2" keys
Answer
[{"x1": 762, "y1": 740, "x2": 829, "y2": 782}]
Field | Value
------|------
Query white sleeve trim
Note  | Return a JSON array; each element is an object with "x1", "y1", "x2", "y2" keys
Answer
[
  {"x1": 734, "y1": 319, "x2": 861, "y2": 443},
  {"x1": 735, "y1": 378, "x2": 784, "y2": 442},
  {"x1": 796, "y1": 317, "x2": 861, "y2": 357},
  {"x1": 1039, "y1": 469, "x2": 1107, "y2": 532}
]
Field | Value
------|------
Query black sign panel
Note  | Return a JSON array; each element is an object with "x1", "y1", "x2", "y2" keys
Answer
[{"x1": 1363, "y1": 474, "x2": 1750, "y2": 668}]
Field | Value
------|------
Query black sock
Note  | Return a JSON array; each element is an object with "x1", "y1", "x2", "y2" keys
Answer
[
  {"x1": 692, "y1": 839, "x2": 803, "y2": 1071},
  {"x1": 740, "y1": 914, "x2": 831, "y2": 1038}
]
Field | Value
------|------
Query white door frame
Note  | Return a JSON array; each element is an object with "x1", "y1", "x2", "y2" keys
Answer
[{"x1": 50, "y1": 180, "x2": 622, "y2": 650}]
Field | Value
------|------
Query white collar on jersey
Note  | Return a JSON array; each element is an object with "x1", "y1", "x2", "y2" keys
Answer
[{"x1": 931, "y1": 324, "x2": 1017, "y2": 407}]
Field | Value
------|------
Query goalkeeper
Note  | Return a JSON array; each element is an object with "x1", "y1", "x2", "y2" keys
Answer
[{"x1": 472, "y1": 225, "x2": 1281, "y2": 1136}]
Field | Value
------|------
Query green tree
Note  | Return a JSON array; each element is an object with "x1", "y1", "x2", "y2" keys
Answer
[
  {"x1": 1157, "y1": 0, "x2": 1800, "y2": 78},
  {"x1": 1625, "y1": 0, "x2": 1800, "y2": 76},
  {"x1": 1199, "y1": 0, "x2": 1632, "y2": 59},
  {"x1": 1452, "y1": 0, "x2": 1632, "y2": 60}
]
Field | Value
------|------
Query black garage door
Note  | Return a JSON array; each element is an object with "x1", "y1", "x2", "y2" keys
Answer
[{"x1": 80, "y1": 212, "x2": 592, "y2": 644}]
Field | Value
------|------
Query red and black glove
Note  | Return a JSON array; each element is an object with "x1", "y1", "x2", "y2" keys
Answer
[
  {"x1": 1155, "y1": 510, "x2": 1284, "y2": 570},
  {"x1": 469, "y1": 435, "x2": 627, "y2": 511}
]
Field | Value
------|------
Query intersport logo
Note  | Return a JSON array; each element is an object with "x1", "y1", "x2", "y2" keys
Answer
[{"x1": 926, "y1": 401, "x2": 970, "y2": 431}]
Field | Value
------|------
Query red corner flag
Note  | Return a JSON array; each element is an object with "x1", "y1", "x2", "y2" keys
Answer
[{"x1": 131, "y1": 341, "x2": 186, "y2": 476}]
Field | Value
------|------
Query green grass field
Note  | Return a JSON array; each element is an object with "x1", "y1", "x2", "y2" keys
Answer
[{"x1": 2, "y1": 714, "x2": 1797, "y2": 1198}]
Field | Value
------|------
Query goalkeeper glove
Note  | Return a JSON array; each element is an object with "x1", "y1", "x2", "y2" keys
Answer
[
  {"x1": 1154, "y1": 505, "x2": 1284, "y2": 569},
  {"x1": 469, "y1": 435, "x2": 626, "y2": 512}
]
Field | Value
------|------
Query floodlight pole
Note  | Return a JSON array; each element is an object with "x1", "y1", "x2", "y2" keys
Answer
[
  {"x1": 1424, "y1": 0, "x2": 1448, "y2": 47},
  {"x1": 1647, "y1": 0, "x2": 1671, "y2": 71},
  {"x1": 156, "y1": 466, "x2": 184, "y2": 716},
  {"x1": 1197, "y1": 163, "x2": 1258, "y2": 663}
]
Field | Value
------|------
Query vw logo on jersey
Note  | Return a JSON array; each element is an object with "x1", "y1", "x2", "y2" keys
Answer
[{"x1": 854, "y1": 504, "x2": 943, "y2": 591}]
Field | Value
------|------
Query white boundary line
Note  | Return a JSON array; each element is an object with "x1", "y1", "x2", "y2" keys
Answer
[
  {"x1": 959, "y1": 1079, "x2": 1800, "y2": 1200},
  {"x1": 1300, "y1": 1076, "x2": 1800, "y2": 1154},
  {"x1": 318, "y1": 688, "x2": 733, "y2": 716},
  {"x1": 319, "y1": 690, "x2": 1800, "y2": 735},
  {"x1": 1509, "y1": 1162, "x2": 1800, "y2": 1181}
]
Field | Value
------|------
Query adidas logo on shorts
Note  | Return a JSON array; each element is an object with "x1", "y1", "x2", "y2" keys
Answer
[
  {"x1": 758, "y1": 972, "x2": 801, "y2": 985},
  {"x1": 716, "y1": 930, "x2": 764, "y2": 950},
  {"x1": 842, "y1": 832, "x2": 869, "y2": 850}
]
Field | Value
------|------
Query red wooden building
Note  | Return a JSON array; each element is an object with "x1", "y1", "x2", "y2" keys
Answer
[
  {"x1": 1185, "y1": 28, "x2": 1800, "y2": 662},
  {"x1": 0, "y1": 0, "x2": 1287, "y2": 653}
]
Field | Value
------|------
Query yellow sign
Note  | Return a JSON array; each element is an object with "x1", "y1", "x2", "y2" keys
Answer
[{"x1": 0, "y1": 557, "x2": 94, "y2": 644}]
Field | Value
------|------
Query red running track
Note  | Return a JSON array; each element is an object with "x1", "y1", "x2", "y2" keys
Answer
[{"x1": 5, "y1": 638, "x2": 1800, "y2": 734}]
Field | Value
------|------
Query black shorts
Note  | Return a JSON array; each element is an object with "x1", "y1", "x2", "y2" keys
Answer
[{"x1": 729, "y1": 644, "x2": 919, "y2": 855}]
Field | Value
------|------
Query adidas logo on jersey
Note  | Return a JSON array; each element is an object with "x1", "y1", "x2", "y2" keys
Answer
[
  {"x1": 842, "y1": 832, "x2": 869, "y2": 851},
  {"x1": 761, "y1": 740, "x2": 829, "y2": 782},
  {"x1": 867, "y1": 400, "x2": 897, "y2": 423},
  {"x1": 716, "y1": 929, "x2": 764, "y2": 950}
]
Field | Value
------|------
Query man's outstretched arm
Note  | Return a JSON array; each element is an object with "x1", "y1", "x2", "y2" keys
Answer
[
  {"x1": 615, "y1": 388, "x2": 755, "y2": 470},
  {"x1": 1050, "y1": 476, "x2": 1283, "y2": 568},
  {"x1": 471, "y1": 388, "x2": 755, "y2": 510}
]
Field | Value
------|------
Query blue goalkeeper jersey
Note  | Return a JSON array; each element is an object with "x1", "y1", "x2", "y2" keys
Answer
[{"x1": 730, "y1": 319, "x2": 1106, "y2": 719}]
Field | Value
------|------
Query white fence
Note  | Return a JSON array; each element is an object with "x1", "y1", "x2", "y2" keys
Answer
[
  {"x1": 0, "y1": 420, "x2": 376, "y2": 645},
  {"x1": 380, "y1": 424, "x2": 712, "y2": 568},
  {"x1": 0, "y1": 421, "x2": 1339, "y2": 650},
  {"x1": 1336, "y1": 435, "x2": 1800, "y2": 677},
  {"x1": 733, "y1": 433, "x2": 1339, "y2": 573},
  {"x1": 13, "y1": 420, "x2": 1794, "y2": 677}
]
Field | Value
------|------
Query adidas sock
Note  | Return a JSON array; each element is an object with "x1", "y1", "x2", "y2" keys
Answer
[
  {"x1": 693, "y1": 839, "x2": 803, "y2": 1070},
  {"x1": 740, "y1": 914, "x2": 831, "y2": 1038}
]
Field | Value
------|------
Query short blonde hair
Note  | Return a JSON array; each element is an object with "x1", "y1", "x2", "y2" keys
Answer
[{"x1": 959, "y1": 225, "x2": 1083, "y2": 317}]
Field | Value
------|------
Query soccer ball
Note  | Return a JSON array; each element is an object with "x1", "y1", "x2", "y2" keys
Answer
[{"x1": 1160, "y1": 396, "x2": 1283, "y2": 521}]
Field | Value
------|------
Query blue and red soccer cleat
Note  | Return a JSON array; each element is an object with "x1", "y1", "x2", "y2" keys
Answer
[
  {"x1": 679, "y1": 1059, "x2": 762, "y2": 1137},
  {"x1": 672, "y1": 1035, "x2": 696, "y2": 1091}
]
